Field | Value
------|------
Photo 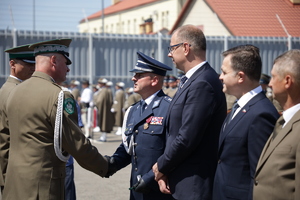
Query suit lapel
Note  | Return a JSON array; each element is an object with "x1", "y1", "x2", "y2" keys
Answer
[
  {"x1": 166, "y1": 63, "x2": 208, "y2": 127},
  {"x1": 256, "y1": 110, "x2": 300, "y2": 174},
  {"x1": 219, "y1": 92, "x2": 266, "y2": 148}
]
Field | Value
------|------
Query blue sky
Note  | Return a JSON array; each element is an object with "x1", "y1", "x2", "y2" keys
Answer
[{"x1": 0, "y1": 0, "x2": 111, "y2": 32}]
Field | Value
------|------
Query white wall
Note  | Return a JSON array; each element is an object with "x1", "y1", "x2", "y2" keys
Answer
[
  {"x1": 178, "y1": 0, "x2": 231, "y2": 36},
  {"x1": 78, "y1": 0, "x2": 180, "y2": 34}
]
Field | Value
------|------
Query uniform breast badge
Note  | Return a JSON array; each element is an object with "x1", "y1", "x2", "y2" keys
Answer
[{"x1": 144, "y1": 116, "x2": 153, "y2": 129}]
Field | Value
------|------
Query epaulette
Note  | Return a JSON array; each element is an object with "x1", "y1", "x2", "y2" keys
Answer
[{"x1": 163, "y1": 96, "x2": 172, "y2": 102}]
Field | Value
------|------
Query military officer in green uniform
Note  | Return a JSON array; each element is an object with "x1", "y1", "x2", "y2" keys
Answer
[
  {"x1": 2, "y1": 38, "x2": 108, "y2": 200},
  {"x1": 0, "y1": 44, "x2": 35, "y2": 193}
]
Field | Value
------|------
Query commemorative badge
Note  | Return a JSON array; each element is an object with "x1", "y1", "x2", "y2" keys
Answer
[{"x1": 64, "y1": 98, "x2": 75, "y2": 114}]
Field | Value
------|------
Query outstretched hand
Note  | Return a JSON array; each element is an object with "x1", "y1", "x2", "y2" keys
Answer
[{"x1": 104, "y1": 155, "x2": 118, "y2": 178}]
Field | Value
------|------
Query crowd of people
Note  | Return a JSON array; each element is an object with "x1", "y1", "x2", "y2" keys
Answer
[{"x1": 0, "y1": 24, "x2": 299, "y2": 200}]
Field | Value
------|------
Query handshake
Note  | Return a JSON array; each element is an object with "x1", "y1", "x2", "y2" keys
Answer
[
  {"x1": 104, "y1": 155, "x2": 118, "y2": 178},
  {"x1": 104, "y1": 155, "x2": 150, "y2": 193}
]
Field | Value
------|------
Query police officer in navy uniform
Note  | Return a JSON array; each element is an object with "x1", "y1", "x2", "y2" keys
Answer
[{"x1": 105, "y1": 51, "x2": 173, "y2": 200}]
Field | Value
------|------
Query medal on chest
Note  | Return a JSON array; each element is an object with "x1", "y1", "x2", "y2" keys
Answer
[{"x1": 144, "y1": 116, "x2": 152, "y2": 129}]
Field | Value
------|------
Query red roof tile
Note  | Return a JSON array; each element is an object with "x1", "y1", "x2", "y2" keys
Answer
[
  {"x1": 205, "y1": 0, "x2": 300, "y2": 37},
  {"x1": 80, "y1": 0, "x2": 159, "y2": 23}
]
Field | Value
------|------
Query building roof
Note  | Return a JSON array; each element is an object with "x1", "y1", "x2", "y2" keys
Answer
[
  {"x1": 171, "y1": 0, "x2": 300, "y2": 37},
  {"x1": 80, "y1": 0, "x2": 159, "y2": 23},
  {"x1": 204, "y1": 0, "x2": 300, "y2": 37}
]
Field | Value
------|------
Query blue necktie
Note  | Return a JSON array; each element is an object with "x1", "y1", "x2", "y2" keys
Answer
[
  {"x1": 141, "y1": 101, "x2": 147, "y2": 115},
  {"x1": 179, "y1": 75, "x2": 188, "y2": 88},
  {"x1": 227, "y1": 102, "x2": 239, "y2": 124}
]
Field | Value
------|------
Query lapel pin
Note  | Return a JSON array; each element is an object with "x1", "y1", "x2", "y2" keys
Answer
[{"x1": 242, "y1": 109, "x2": 246, "y2": 113}]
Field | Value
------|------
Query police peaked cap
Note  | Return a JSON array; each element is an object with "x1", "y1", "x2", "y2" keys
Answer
[{"x1": 130, "y1": 51, "x2": 172, "y2": 76}]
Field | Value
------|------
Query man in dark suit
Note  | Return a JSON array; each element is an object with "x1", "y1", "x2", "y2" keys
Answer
[
  {"x1": 104, "y1": 52, "x2": 173, "y2": 200},
  {"x1": 0, "y1": 44, "x2": 35, "y2": 193},
  {"x1": 152, "y1": 24, "x2": 227, "y2": 200},
  {"x1": 253, "y1": 50, "x2": 300, "y2": 200},
  {"x1": 213, "y1": 45, "x2": 279, "y2": 200}
]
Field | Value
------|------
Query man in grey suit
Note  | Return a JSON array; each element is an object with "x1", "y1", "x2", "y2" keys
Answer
[
  {"x1": 253, "y1": 49, "x2": 300, "y2": 200},
  {"x1": 0, "y1": 44, "x2": 35, "y2": 193}
]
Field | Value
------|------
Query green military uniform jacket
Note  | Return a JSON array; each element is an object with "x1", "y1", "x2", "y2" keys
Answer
[
  {"x1": 0, "y1": 76, "x2": 21, "y2": 187},
  {"x1": 3, "y1": 71, "x2": 108, "y2": 200}
]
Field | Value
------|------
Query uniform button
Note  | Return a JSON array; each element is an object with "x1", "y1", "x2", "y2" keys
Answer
[
  {"x1": 135, "y1": 168, "x2": 137, "y2": 171},
  {"x1": 218, "y1": 159, "x2": 221, "y2": 164},
  {"x1": 134, "y1": 156, "x2": 137, "y2": 159},
  {"x1": 151, "y1": 131, "x2": 154, "y2": 133},
  {"x1": 135, "y1": 130, "x2": 138, "y2": 133},
  {"x1": 254, "y1": 180, "x2": 258, "y2": 185}
]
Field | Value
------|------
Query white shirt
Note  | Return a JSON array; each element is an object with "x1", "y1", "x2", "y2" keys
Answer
[
  {"x1": 80, "y1": 87, "x2": 92, "y2": 103},
  {"x1": 142, "y1": 90, "x2": 160, "y2": 109},
  {"x1": 233, "y1": 85, "x2": 262, "y2": 119},
  {"x1": 185, "y1": 61, "x2": 207, "y2": 79},
  {"x1": 9, "y1": 75, "x2": 22, "y2": 82},
  {"x1": 282, "y1": 103, "x2": 300, "y2": 128}
]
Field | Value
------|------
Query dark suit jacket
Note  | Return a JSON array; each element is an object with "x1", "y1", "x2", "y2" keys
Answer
[
  {"x1": 157, "y1": 62, "x2": 227, "y2": 200},
  {"x1": 253, "y1": 109, "x2": 300, "y2": 200},
  {"x1": 213, "y1": 92, "x2": 279, "y2": 200}
]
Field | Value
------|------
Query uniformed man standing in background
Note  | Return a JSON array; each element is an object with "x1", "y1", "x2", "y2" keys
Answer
[
  {"x1": 104, "y1": 52, "x2": 173, "y2": 200},
  {"x1": 0, "y1": 44, "x2": 35, "y2": 194},
  {"x1": 95, "y1": 78, "x2": 115, "y2": 142},
  {"x1": 2, "y1": 38, "x2": 108, "y2": 200},
  {"x1": 164, "y1": 75, "x2": 178, "y2": 98},
  {"x1": 112, "y1": 82, "x2": 126, "y2": 136}
]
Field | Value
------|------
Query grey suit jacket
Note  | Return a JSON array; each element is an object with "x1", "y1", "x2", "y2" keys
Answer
[{"x1": 253, "y1": 109, "x2": 300, "y2": 200}]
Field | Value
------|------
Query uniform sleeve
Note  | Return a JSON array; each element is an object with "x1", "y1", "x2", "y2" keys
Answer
[{"x1": 60, "y1": 92, "x2": 108, "y2": 177}]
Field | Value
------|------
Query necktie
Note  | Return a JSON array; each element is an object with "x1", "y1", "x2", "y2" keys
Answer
[
  {"x1": 141, "y1": 101, "x2": 147, "y2": 115},
  {"x1": 179, "y1": 75, "x2": 188, "y2": 88},
  {"x1": 272, "y1": 116, "x2": 285, "y2": 139},
  {"x1": 227, "y1": 102, "x2": 240, "y2": 125}
]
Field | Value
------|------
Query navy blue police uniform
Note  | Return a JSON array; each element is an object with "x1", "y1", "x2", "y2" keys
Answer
[
  {"x1": 113, "y1": 91, "x2": 172, "y2": 200},
  {"x1": 106, "y1": 52, "x2": 173, "y2": 200}
]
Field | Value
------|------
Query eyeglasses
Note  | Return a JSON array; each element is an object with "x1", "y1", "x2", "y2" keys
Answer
[
  {"x1": 167, "y1": 42, "x2": 192, "y2": 54},
  {"x1": 167, "y1": 43, "x2": 183, "y2": 54}
]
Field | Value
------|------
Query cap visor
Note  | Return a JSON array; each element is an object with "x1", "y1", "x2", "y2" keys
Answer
[
  {"x1": 129, "y1": 69, "x2": 148, "y2": 73},
  {"x1": 63, "y1": 55, "x2": 72, "y2": 65},
  {"x1": 22, "y1": 59, "x2": 36, "y2": 64}
]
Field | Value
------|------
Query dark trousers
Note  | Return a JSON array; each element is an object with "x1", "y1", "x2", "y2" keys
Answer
[{"x1": 65, "y1": 164, "x2": 76, "y2": 200}]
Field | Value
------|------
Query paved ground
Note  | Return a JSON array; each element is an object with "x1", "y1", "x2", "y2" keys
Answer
[{"x1": 74, "y1": 128, "x2": 131, "y2": 200}]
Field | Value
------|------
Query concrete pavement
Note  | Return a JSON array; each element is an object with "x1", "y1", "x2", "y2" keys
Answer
[{"x1": 74, "y1": 129, "x2": 131, "y2": 200}]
